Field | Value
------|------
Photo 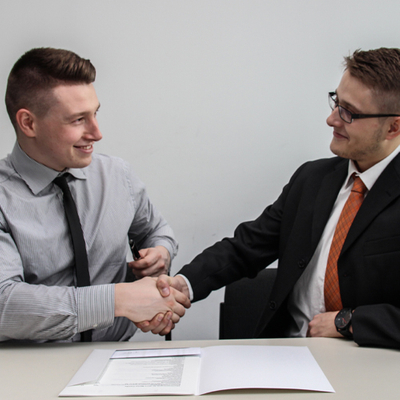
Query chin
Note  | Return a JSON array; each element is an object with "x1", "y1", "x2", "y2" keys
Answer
[
  {"x1": 69, "y1": 157, "x2": 93, "y2": 169},
  {"x1": 330, "y1": 143, "x2": 348, "y2": 160}
]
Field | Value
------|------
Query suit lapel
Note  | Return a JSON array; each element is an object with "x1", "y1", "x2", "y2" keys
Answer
[
  {"x1": 311, "y1": 160, "x2": 348, "y2": 249},
  {"x1": 342, "y1": 155, "x2": 400, "y2": 253},
  {"x1": 256, "y1": 159, "x2": 349, "y2": 337}
]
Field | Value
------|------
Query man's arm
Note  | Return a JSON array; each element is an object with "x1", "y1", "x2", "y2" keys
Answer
[
  {"x1": 307, "y1": 305, "x2": 400, "y2": 350},
  {"x1": 125, "y1": 163, "x2": 178, "y2": 279},
  {"x1": 351, "y1": 304, "x2": 400, "y2": 349},
  {"x1": 0, "y1": 224, "x2": 188, "y2": 341}
]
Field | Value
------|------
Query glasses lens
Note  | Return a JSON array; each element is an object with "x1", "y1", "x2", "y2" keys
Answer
[
  {"x1": 328, "y1": 93, "x2": 352, "y2": 123},
  {"x1": 328, "y1": 93, "x2": 336, "y2": 110},
  {"x1": 338, "y1": 106, "x2": 352, "y2": 123}
]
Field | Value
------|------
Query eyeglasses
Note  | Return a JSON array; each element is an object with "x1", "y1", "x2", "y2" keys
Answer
[{"x1": 328, "y1": 92, "x2": 400, "y2": 124}]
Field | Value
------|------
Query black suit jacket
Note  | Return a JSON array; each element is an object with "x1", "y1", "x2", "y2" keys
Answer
[{"x1": 179, "y1": 155, "x2": 400, "y2": 349}]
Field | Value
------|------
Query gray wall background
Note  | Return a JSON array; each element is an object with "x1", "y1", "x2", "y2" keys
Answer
[{"x1": 0, "y1": 1, "x2": 399, "y2": 341}]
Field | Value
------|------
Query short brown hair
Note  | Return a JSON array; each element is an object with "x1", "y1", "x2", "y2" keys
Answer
[
  {"x1": 344, "y1": 48, "x2": 400, "y2": 113},
  {"x1": 5, "y1": 47, "x2": 96, "y2": 130}
]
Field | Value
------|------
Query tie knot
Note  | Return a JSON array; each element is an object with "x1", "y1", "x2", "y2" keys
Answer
[
  {"x1": 54, "y1": 174, "x2": 71, "y2": 192},
  {"x1": 352, "y1": 175, "x2": 367, "y2": 195}
]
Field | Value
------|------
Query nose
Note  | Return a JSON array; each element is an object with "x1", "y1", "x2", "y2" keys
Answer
[
  {"x1": 86, "y1": 117, "x2": 103, "y2": 141},
  {"x1": 326, "y1": 106, "x2": 341, "y2": 127}
]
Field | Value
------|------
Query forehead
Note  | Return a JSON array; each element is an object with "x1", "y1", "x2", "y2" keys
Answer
[
  {"x1": 336, "y1": 70, "x2": 378, "y2": 112},
  {"x1": 50, "y1": 83, "x2": 99, "y2": 114}
]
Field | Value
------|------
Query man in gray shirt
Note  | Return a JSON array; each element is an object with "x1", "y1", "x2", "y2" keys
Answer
[{"x1": 0, "y1": 47, "x2": 190, "y2": 342}]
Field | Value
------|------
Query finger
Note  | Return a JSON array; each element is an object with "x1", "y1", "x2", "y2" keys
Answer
[
  {"x1": 170, "y1": 312, "x2": 182, "y2": 324},
  {"x1": 151, "y1": 312, "x2": 173, "y2": 335},
  {"x1": 133, "y1": 266, "x2": 162, "y2": 278},
  {"x1": 130, "y1": 257, "x2": 167, "y2": 278},
  {"x1": 170, "y1": 302, "x2": 186, "y2": 318},
  {"x1": 135, "y1": 248, "x2": 160, "y2": 267},
  {"x1": 128, "y1": 259, "x2": 150, "y2": 271},
  {"x1": 135, "y1": 320, "x2": 150, "y2": 332},
  {"x1": 156, "y1": 275, "x2": 172, "y2": 297},
  {"x1": 172, "y1": 288, "x2": 191, "y2": 308},
  {"x1": 158, "y1": 320, "x2": 175, "y2": 336},
  {"x1": 136, "y1": 313, "x2": 165, "y2": 333}
]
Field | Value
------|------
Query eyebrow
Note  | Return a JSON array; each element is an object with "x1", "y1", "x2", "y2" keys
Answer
[
  {"x1": 334, "y1": 91, "x2": 362, "y2": 113},
  {"x1": 67, "y1": 103, "x2": 101, "y2": 121}
]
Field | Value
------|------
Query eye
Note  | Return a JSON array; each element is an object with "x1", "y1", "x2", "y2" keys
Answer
[{"x1": 72, "y1": 117, "x2": 84, "y2": 124}]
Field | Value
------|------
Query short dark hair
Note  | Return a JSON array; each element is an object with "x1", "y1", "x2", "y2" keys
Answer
[
  {"x1": 5, "y1": 47, "x2": 96, "y2": 130},
  {"x1": 344, "y1": 48, "x2": 400, "y2": 113}
]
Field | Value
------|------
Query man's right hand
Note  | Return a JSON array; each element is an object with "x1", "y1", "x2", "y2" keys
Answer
[
  {"x1": 114, "y1": 277, "x2": 190, "y2": 324},
  {"x1": 135, "y1": 275, "x2": 190, "y2": 335}
]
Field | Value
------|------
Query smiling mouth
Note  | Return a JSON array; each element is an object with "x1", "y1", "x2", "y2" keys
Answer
[
  {"x1": 75, "y1": 144, "x2": 93, "y2": 150},
  {"x1": 333, "y1": 130, "x2": 348, "y2": 140}
]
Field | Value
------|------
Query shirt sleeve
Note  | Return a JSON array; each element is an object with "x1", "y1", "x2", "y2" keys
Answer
[{"x1": 0, "y1": 224, "x2": 115, "y2": 342}]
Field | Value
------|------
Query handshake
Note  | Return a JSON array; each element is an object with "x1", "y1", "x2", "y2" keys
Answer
[{"x1": 114, "y1": 275, "x2": 191, "y2": 336}]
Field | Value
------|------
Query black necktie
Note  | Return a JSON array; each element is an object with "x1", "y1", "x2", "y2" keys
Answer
[{"x1": 54, "y1": 174, "x2": 92, "y2": 342}]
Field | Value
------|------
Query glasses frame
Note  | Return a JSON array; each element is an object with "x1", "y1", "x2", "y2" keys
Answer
[{"x1": 328, "y1": 92, "x2": 400, "y2": 124}]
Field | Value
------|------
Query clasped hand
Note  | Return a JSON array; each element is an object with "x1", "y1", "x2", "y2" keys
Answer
[
  {"x1": 135, "y1": 275, "x2": 190, "y2": 336},
  {"x1": 114, "y1": 275, "x2": 190, "y2": 335}
]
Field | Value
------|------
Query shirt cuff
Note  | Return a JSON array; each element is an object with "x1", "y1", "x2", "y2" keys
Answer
[
  {"x1": 77, "y1": 285, "x2": 115, "y2": 332},
  {"x1": 177, "y1": 274, "x2": 194, "y2": 301}
]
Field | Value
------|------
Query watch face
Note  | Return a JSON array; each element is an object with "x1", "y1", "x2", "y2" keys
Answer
[{"x1": 336, "y1": 309, "x2": 352, "y2": 330}]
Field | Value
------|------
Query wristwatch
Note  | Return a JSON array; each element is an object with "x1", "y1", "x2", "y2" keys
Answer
[{"x1": 335, "y1": 308, "x2": 353, "y2": 339}]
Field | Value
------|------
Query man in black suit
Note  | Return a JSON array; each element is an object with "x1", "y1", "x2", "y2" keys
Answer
[{"x1": 137, "y1": 48, "x2": 400, "y2": 349}]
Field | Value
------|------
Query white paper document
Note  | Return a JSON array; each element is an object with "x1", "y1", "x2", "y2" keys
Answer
[{"x1": 59, "y1": 345, "x2": 334, "y2": 397}]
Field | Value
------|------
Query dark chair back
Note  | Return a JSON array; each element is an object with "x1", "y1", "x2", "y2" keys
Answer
[{"x1": 219, "y1": 268, "x2": 277, "y2": 339}]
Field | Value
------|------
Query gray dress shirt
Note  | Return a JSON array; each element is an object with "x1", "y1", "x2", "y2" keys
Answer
[{"x1": 0, "y1": 143, "x2": 178, "y2": 342}]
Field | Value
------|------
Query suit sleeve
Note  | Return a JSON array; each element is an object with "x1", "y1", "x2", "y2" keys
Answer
[
  {"x1": 178, "y1": 161, "x2": 312, "y2": 302},
  {"x1": 353, "y1": 304, "x2": 400, "y2": 349}
]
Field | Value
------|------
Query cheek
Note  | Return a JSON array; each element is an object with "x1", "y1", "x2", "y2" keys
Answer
[{"x1": 346, "y1": 129, "x2": 363, "y2": 144}]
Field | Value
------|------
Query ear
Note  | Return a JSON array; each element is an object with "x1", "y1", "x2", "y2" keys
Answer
[
  {"x1": 15, "y1": 109, "x2": 37, "y2": 138},
  {"x1": 386, "y1": 117, "x2": 400, "y2": 141}
]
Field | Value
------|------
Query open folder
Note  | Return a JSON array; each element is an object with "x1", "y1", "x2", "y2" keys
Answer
[{"x1": 59, "y1": 345, "x2": 334, "y2": 397}]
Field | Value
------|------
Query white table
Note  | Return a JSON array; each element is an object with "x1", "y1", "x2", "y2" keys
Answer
[{"x1": 1, "y1": 337, "x2": 399, "y2": 399}]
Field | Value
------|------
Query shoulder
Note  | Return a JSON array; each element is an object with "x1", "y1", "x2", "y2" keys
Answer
[
  {"x1": 289, "y1": 156, "x2": 346, "y2": 182},
  {"x1": 278, "y1": 156, "x2": 347, "y2": 201},
  {"x1": 86, "y1": 153, "x2": 146, "y2": 194},
  {"x1": 296, "y1": 156, "x2": 346, "y2": 172},
  {"x1": 0, "y1": 154, "x2": 21, "y2": 185},
  {"x1": 90, "y1": 153, "x2": 129, "y2": 170},
  {"x1": 85, "y1": 153, "x2": 134, "y2": 180}
]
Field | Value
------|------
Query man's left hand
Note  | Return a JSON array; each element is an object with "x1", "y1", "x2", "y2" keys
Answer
[
  {"x1": 128, "y1": 246, "x2": 170, "y2": 278},
  {"x1": 307, "y1": 311, "x2": 342, "y2": 337}
]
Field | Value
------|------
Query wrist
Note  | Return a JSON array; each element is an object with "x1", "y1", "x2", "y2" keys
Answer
[
  {"x1": 155, "y1": 246, "x2": 171, "y2": 270},
  {"x1": 335, "y1": 308, "x2": 354, "y2": 339},
  {"x1": 175, "y1": 275, "x2": 191, "y2": 299},
  {"x1": 114, "y1": 283, "x2": 128, "y2": 318}
]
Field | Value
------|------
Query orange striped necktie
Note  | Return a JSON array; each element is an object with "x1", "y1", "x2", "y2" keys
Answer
[{"x1": 324, "y1": 174, "x2": 367, "y2": 311}]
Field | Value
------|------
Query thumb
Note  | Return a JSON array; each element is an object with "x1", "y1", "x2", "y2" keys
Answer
[{"x1": 156, "y1": 275, "x2": 171, "y2": 297}]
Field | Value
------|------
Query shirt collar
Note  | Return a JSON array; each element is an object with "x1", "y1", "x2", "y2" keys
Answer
[
  {"x1": 346, "y1": 144, "x2": 400, "y2": 191},
  {"x1": 10, "y1": 142, "x2": 87, "y2": 195}
]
